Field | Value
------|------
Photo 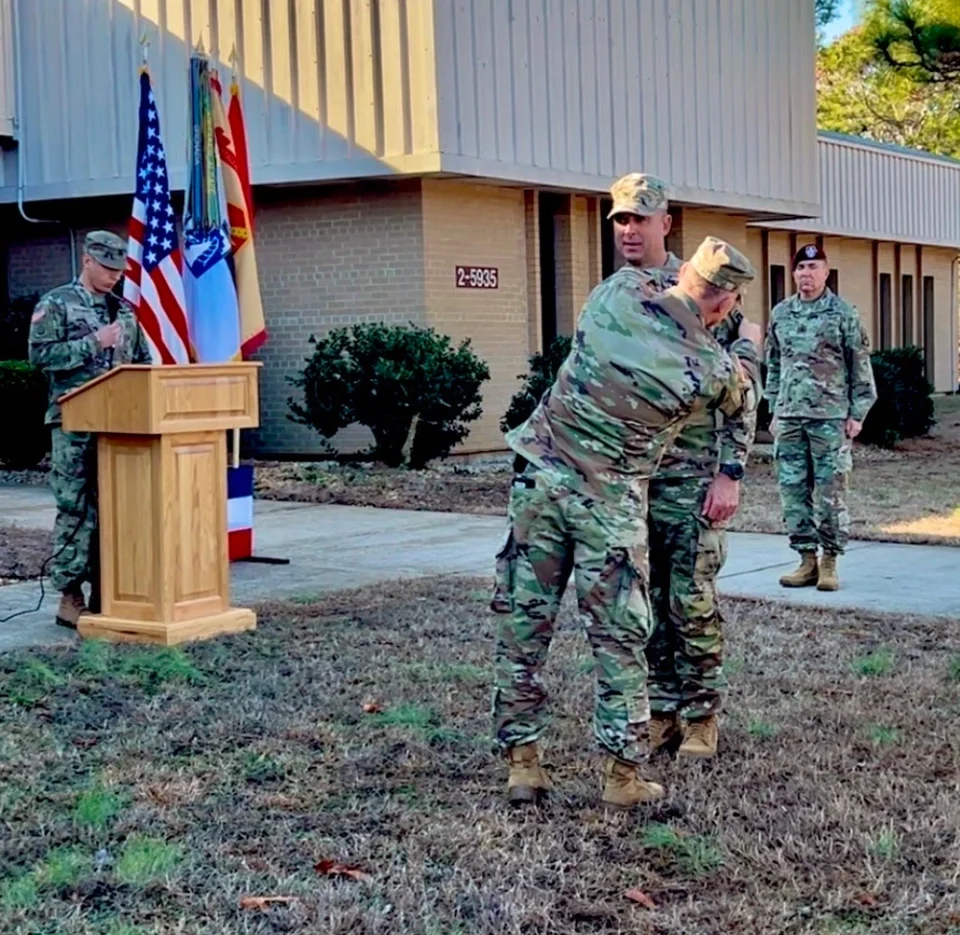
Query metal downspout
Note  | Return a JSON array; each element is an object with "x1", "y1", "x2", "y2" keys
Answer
[{"x1": 12, "y1": 0, "x2": 77, "y2": 279}]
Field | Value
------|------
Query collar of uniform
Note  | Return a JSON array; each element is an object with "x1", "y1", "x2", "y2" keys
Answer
[
  {"x1": 796, "y1": 286, "x2": 834, "y2": 309},
  {"x1": 663, "y1": 285, "x2": 705, "y2": 322},
  {"x1": 71, "y1": 277, "x2": 108, "y2": 307},
  {"x1": 661, "y1": 251, "x2": 683, "y2": 273}
]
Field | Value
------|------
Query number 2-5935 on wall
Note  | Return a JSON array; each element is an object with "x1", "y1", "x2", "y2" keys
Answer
[{"x1": 455, "y1": 266, "x2": 499, "y2": 289}]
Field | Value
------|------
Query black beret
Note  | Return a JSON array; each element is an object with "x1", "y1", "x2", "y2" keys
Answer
[{"x1": 793, "y1": 243, "x2": 828, "y2": 269}]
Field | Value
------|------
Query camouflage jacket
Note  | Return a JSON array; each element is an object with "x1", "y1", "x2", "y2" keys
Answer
[
  {"x1": 505, "y1": 268, "x2": 748, "y2": 501},
  {"x1": 28, "y1": 280, "x2": 153, "y2": 425},
  {"x1": 764, "y1": 288, "x2": 877, "y2": 422},
  {"x1": 640, "y1": 257, "x2": 762, "y2": 481}
]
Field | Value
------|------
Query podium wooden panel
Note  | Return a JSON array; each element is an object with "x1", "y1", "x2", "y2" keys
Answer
[{"x1": 59, "y1": 363, "x2": 261, "y2": 645}]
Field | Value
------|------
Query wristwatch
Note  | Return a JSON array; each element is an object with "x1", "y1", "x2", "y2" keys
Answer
[{"x1": 718, "y1": 463, "x2": 744, "y2": 481}]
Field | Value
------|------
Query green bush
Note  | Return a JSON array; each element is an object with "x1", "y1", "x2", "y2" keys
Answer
[
  {"x1": 0, "y1": 294, "x2": 40, "y2": 362},
  {"x1": 860, "y1": 346, "x2": 935, "y2": 448},
  {"x1": 287, "y1": 322, "x2": 490, "y2": 469},
  {"x1": 0, "y1": 361, "x2": 50, "y2": 469},
  {"x1": 500, "y1": 335, "x2": 572, "y2": 434}
]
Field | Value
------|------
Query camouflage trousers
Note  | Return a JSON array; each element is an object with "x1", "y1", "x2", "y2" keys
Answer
[
  {"x1": 491, "y1": 465, "x2": 654, "y2": 765},
  {"x1": 646, "y1": 477, "x2": 728, "y2": 721},
  {"x1": 48, "y1": 427, "x2": 99, "y2": 593},
  {"x1": 774, "y1": 418, "x2": 852, "y2": 555}
]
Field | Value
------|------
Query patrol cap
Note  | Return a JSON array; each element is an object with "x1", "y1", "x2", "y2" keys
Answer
[
  {"x1": 607, "y1": 173, "x2": 670, "y2": 219},
  {"x1": 793, "y1": 242, "x2": 828, "y2": 269},
  {"x1": 689, "y1": 236, "x2": 756, "y2": 293},
  {"x1": 84, "y1": 230, "x2": 127, "y2": 271}
]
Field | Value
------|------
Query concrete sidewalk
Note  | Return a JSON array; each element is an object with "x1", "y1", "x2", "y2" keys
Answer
[{"x1": 2, "y1": 485, "x2": 958, "y2": 653}]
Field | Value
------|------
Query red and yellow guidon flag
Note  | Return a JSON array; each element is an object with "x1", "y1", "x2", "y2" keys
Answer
[{"x1": 210, "y1": 72, "x2": 267, "y2": 358}]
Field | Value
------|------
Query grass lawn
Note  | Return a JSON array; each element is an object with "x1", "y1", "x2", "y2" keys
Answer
[
  {"x1": 255, "y1": 396, "x2": 960, "y2": 548},
  {"x1": 2, "y1": 577, "x2": 959, "y2": 934}
]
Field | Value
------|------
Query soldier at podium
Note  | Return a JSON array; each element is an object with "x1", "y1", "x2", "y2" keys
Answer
[{"x1": 28, "y1": 230, "x2": 153, "y2": 629}]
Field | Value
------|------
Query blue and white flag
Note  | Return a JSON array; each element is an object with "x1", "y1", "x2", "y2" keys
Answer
[{"x1": 182, "y1": 52, "x2": 241, "y2": 362}]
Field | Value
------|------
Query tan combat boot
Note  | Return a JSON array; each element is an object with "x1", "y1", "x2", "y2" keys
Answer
[
  {"x1": 649, "y1": 713, "x2": 679, "y2": 754},
  {"x1": 55, "y1": 587, "x2": 86, "y2": 630},
  {"x1": 678, "y1": 715, "x2": 719, "y2": 758},
  {"x1": 505, "y1": 743, "x2": 551, "y2": 804},
  {"x1": 601, "y1": 757, "x2": 665, "y2": 809},
  {"x1": 817, "y1": 553, "x2": 839, "y2": 591},
  {"x1": 779, "y1": 552, "x2": 819, "y2": 588}
]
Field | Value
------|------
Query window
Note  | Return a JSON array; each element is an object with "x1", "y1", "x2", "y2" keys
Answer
[
  {"x1": 901, "y1": 275, "x2": 914, "y2": 347},
  {"x1": 879, "y1": 273, "x2": 892, "y2": 350},
  {"x1": 600, "y1": 198, "x2": 615, "y2": 280},
  {"x1": 538, "y1": 193, "x2": 561, "y2": 349},
  {"x1": 770, "y1": 265, "x2": 786, "y2": 308},
  {"x1": 923, "y1": 276, "x2": 936, "y2": 380},
  {"x1": 826, "y1": 269, "x2": 839, "y2": 293}
]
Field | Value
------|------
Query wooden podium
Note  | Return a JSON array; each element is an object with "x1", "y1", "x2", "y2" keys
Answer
[{"x1": 59, "y1": 363, "x2": 261, "y2": 645}]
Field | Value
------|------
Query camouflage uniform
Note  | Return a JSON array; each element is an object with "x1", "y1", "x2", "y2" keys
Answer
[
  {"x1": 765, "y1": 287, "x2": 877, "y2": 556},
  {"x1": 493, "y1": 238, "x2": 756, "y2": 767},
  {"x1": 28, "y1": 233, "x2": 152, "y2": 604},
  {"x1": 647, "y1": 302, "x2": 761, "y2": 722},
  {"x1": 489, "y1": 253, "x2": 682, "y2": 613}
]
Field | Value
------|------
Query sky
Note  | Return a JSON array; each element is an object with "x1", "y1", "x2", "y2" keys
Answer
[{"x1": 821, "y1": 0, "x2": 862, "y2": 42}]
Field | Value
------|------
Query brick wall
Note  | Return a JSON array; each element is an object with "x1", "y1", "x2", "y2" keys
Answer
[
  {"x1": 681, "y1": 208, "x2": 766, "y2": 325},
  {"x1": 250, "y1": 180, "x2": 427, "y2": 454},
  {"x1": 3, "y1": 207, "x2": 130, "y2": 302},
  {"x1": 524, "y1": 190, "x2": 542, "y2": 354},
  {"x1": 822, "y1": 237, "x2": 875, "y2": 347},
  {"x1": 553, "y1": 194, "x2": 601, "y2": 335},
  {"x1": 421, "y1": 179, "x2": 530, "y2": 453}
]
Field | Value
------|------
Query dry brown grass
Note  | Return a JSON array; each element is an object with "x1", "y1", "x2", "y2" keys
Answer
[
  {"x1": 737, "y1": 395, "x2": 960, "y2": 545},
  {"x1": 2, "y1": 577, "x2": 959, "y2": 934}
]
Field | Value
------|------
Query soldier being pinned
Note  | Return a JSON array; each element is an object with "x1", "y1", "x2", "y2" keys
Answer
[
  {"x1": 28, "y1": 230, "x2": 154, "y2": 629},
  {"x1": 491, "y1": 234, "x2": 759, "y2": 810}
]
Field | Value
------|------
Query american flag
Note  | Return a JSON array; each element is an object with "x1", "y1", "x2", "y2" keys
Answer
[{"x1": 123, "y1": 70, "x2": 191, "y2": 364}]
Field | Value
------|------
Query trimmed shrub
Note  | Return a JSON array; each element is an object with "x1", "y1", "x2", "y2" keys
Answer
[
  {"x1": 500, "y1": 334, "x2": 573, "y2": 434},
  {"x1": 287, "y1": 322, "x2": 491, "y2": 469},
  {"x1": 0, "y1": 361, "x2": 50, "y2": 470},
  {"x1": 860, "y1": 345, "x2": 936, "y2": 448}
]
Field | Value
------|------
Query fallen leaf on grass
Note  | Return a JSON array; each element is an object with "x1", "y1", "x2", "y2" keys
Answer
[
  {"x1": 315, "y1": 859, "x2": 371, "y2": 882},
  {"x1": 361, "y1": 702, "x2": 382, "y2": 714},
  {"x1": 624, "y1": 889, "x2": 656, "y2": 909},
  {"x1": 853, "y1": 892, "x2": 880, "y2": 907},
  {"x1": 239, "y1": 896, "x2": 297, "y2": 910}
]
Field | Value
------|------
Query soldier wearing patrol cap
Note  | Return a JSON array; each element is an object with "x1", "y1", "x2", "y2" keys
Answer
[
  {"x1": 28, "y1": 230, "x2": 154, "y2": 629},
  {"x1": 764, "y1": 243, "x2": 877, "y2": 592},
  {"x1": 605, "y1": 172, "x2": 680, "y2": 279},
  {"x1": 490, "y1": 234, "x2": 759, "y2": 809},
  {"x1": 489, "y1": 173, "x2": 684, "y2": 615}
]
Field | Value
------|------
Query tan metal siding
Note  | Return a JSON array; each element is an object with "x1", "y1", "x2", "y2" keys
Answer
[
  {"x1": 765, "y1": 134, "x2": 960, "y2": 249},
  {"x1": 1, "y1": 0, "x2": 440, "y2": 203},
  {"x1": 433, "y1": 0, "x2": 820, "y2": 217},
  {"x1": 0, "y1": 0, "x2": 13, "y2": 137}
]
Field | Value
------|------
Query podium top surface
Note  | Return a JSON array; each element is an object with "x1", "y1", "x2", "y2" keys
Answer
[{"x1": 59, "y1": 362, "x2": 261, "y2": 435}]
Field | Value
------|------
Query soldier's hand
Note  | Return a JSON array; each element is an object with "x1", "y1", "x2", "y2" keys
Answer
[
  {"x1": 769, "y1": 416, "x2": 778, "y2": 437},
  {"x1": 738, "y1": 318, "x2": 763, "y2": 346},
  {"x1": 703, "y1": 473, "x2": 741, "y2": 523},
  {"x1": 845, "y1": 418, "x2": 863, "y2": 439},
  {"x1": 95, "y1": 322, "x2": 123, "y2": 349}
]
